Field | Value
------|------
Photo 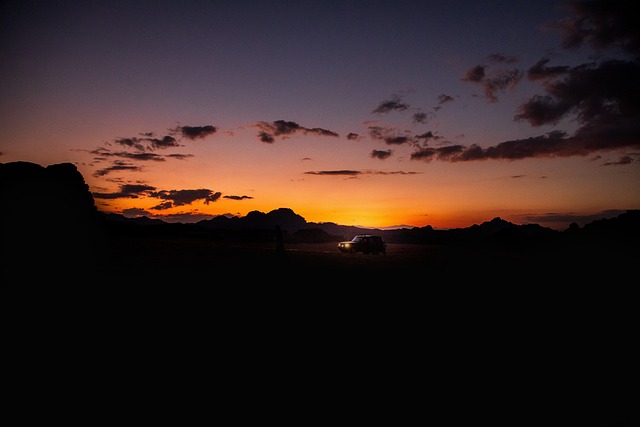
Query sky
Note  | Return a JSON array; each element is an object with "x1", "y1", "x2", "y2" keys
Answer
[{"x1": 1, "y1": 0, "x2": 638, "y2": 231}]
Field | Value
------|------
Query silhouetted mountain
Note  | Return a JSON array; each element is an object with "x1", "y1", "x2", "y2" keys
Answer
[
  {"x1": 102, "y1": 212, "x2": 166, "y2": 226},
  {"x1": 289, "y1": 227, "x2": 344, "y2": 243},
  {"x1": 197, "y1": 207, "x2": 307, "y2": 231},
  {"x1": 103, "y1": 202, "x2": 640, "y2": 250},
  {"x1": 0, "y1": 160, "x2": 106, "y2": 274}
]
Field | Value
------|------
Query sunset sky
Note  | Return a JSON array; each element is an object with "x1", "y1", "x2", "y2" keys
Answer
[{"x1": 1, "y1": 0, "x2": 638, "y2": 230}]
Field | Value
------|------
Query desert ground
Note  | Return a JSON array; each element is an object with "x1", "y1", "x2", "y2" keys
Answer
[{"x1": 97, "y1": 233, "x2": 635, "y2": 284}]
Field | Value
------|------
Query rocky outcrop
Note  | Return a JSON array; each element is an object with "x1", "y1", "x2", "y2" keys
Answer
[{"x1": 0, "y1": 161, "x2": 106, "y2": 275}]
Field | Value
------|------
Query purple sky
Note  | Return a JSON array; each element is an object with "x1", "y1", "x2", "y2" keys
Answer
[{"x1": 1, "y1": 0, "x2": 639, "y2": 230}]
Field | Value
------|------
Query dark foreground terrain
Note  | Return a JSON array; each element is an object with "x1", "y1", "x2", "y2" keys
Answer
[
  {"x1": 95, "y1": 231, "x2": 637, "y2": 284},
  {"x1": 2, "y1": 161, "x2": 636, "y2": 427},
  {"x1": 3, "y1": 222, "x2": 637, "y2": 285}
]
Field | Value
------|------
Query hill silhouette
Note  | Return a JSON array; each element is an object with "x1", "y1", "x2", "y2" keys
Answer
[
  {"x1": 1, "y1": 160, "x2": 639, "y2": 280},
  {"x1": 1, "y1": 161, "x2": 106, "y2": 276}
]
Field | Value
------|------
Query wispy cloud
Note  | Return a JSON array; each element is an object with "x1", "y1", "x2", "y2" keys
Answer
[
  {"x1": 372, "y1": 94, "x2": 410, "y2": 114},
  {"x1": 461, "y1": 64, "x2": 523, "y2": 103},
  {"x1": 174, "y1": 125, "x2": 217, "y2": 140},
  {"x1": 304, "y1": 169, "x2": 421, "y2": 176},
  {"x1": 149, "y1": 189, "x2": 222, "y2": 209},
  {"x1": 256, "y1": 120, "x2": 339, "y2": 143},
  {"x1": 79, "y1": 0, "x2": 639, "y2": 221}
]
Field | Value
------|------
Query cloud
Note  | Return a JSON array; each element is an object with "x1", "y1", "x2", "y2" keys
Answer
[
  {"x1": 149, "y1": 189, "x2": 222, "y2": 209},
  {"x1": 412, "y1": 112, "x2": 428, "y2": 124},
  {"x1": 256, "y1": 120, "x2": 339, "y2": 143},
  {"x1": 437, "y1": 94, "x2": 454, "y2": 105},
  {"x1": 304, "y1": 170, "x2": 361, "y2": 176},
  {"x1": 487, "y1": 53, "x2": 518, "y2": 64},
  {"x1": 375, "y1": 170, "x2": 421, "y2": 175},
  {"x1": 85, "y1": 123, "x2": 215, "y2": 187},
  {"x1": 368, "y1": 126, "x2": 416, "y2": 145},
  {"x1": 165, "y1": 154, "x2": 195, "y2": 160},
  {"x1": 552, "y1": 0, "x2": 639, "y2": 56},
  {"x1": 370, "y1": 149, "x2": 393, "y2": 160},
  {"x1": 94, "y1": 182, "x2": 224, "y2": 209},
  {"x1": 372, "y1": 95, "x2": 410, "y2": 114},
  {"x1": 427, "y1": 1, "x2": 640, "y2": 163},
  {"x1": 304, "y1": 169, "x2": 421, "y2": 176},
  {"x1": 93, "y1": 183, "x2": 156, "y2": 199},
  {"x1": 175, "y1": 125, "x2": 217, "y2": 140},
  {"x1": 410, "y1": 130, "x2": 640, "y2": 162},
  {"x1": 223, "y1": 195, "x2": 253, "y2": 200},
  {"x1": 109, "y1": 123, "x2": 217, "y2": 153},
  {"x1": 415, "y1": 131, "x2": 442, "y2": 142},
  {"x1": 516, "y1": 59, "x2": 640, "y2": 128},
  {"x1": 113, "y1": 134, "x2": 181, "y2": 151},
  {"x1": 602, "y1": 155, "x2": 636, "y2": 166},
  {"x1": 89, "y1": 148, "x2": 166, "y2": 162},
  {"x1": 510, "y1": 56, "x2": 640, "y2": 161},
  {"x1": 461, "y1": 65, "x2": 485, "y2": 83},
  {"x1": 527, "y1": 58, "x2": 571, "y2": 80},
  {"x1": 258, "y1": 131, "x2": 275, "y2": 143},
  {"x1": 93, "y1": 160, "x2": 143, "y2": 177},
  {"x1": 461, "y1": 65, "x2": 524, "y2": 102}
]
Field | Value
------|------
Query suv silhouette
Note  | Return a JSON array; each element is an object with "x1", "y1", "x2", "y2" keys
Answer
[{"x1": 338, "y1": 234, "x2": 387, "y2": 255}]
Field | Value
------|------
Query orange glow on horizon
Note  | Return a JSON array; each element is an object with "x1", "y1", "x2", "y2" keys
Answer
[{"x1": 94, "y1": 193, "x2": 585, "y2": 231}]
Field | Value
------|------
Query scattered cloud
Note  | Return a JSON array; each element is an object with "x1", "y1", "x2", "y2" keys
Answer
[
  {"x1": 256, "y1": 120, "x2": 339, "y2": 143},
  {"x1": 113, "y1": 134, "x2": 181, "y2": 151},
  {"x1": 93, "y1": 160, "x2": 143, "y2": 177},
  {"x1": 461, "y1": 65, "x2": 524, "y2": 102},
  {"x1": 304, "y1": 170, "x2": 361, "y2": 176},
  {"x1": 77, "y1": 0, "x2": 639, "y2": 217},
  {"x1": 551, "y1": 0, "x2": 638, "y2": 56},
  {"x1": 437, "y1": 94, "x2": 454, "y2": 105},
  {"x1": 372, "y1": 94, "x2": 410, "y2": 114},
  {"x1": 93, "y1": 182, "x2": 155, "y2": 199},
  {"x1": 488, "y1": 53, "x2": 518, "y2": 64},
  {"x1": 304, "y1": 169, "x2": 421, "y2": 176},
  {"x1": 371, "y1": 149, "x2": 393, "y2": 160},
  {"x1": 412, "y1": 0, "x2": 640, "y2": 163},
  {"x1": 368, "y1": 126, "x2": 415, "y2": 145},
  {"x1": 223, "y1": 195, "x2": 253, "y2": 200},
  {"x1": 174, "y1": 125, "x2": 217, "y2": 140},
  {"x1": 149, "y1": 189, "x2": 222, "y2": 209},
  {"x1": 412, "y1": 112, "x2": 428, "y2": 124}
]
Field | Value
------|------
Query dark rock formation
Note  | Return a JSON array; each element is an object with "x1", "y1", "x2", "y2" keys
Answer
[{"x1": 0, "y1": 161, "x2": 106, "y2": 276}]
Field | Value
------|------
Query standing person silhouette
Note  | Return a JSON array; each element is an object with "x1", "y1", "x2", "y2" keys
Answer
[{"x1": 274, "y1": 225, "x2": 285, "y2": 255}]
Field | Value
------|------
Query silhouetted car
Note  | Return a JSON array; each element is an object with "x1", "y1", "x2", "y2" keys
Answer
[{"x1": 338, "y1": 234, "x2": 387, "y2": 255}]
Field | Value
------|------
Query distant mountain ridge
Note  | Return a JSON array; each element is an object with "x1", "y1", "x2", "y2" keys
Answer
[
  {"x1": 2, "y1": 160, "x2": 639, "y2": 247},
  {"x1": 102, "y1": 205, "x2": 640, "y2": 247}
]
